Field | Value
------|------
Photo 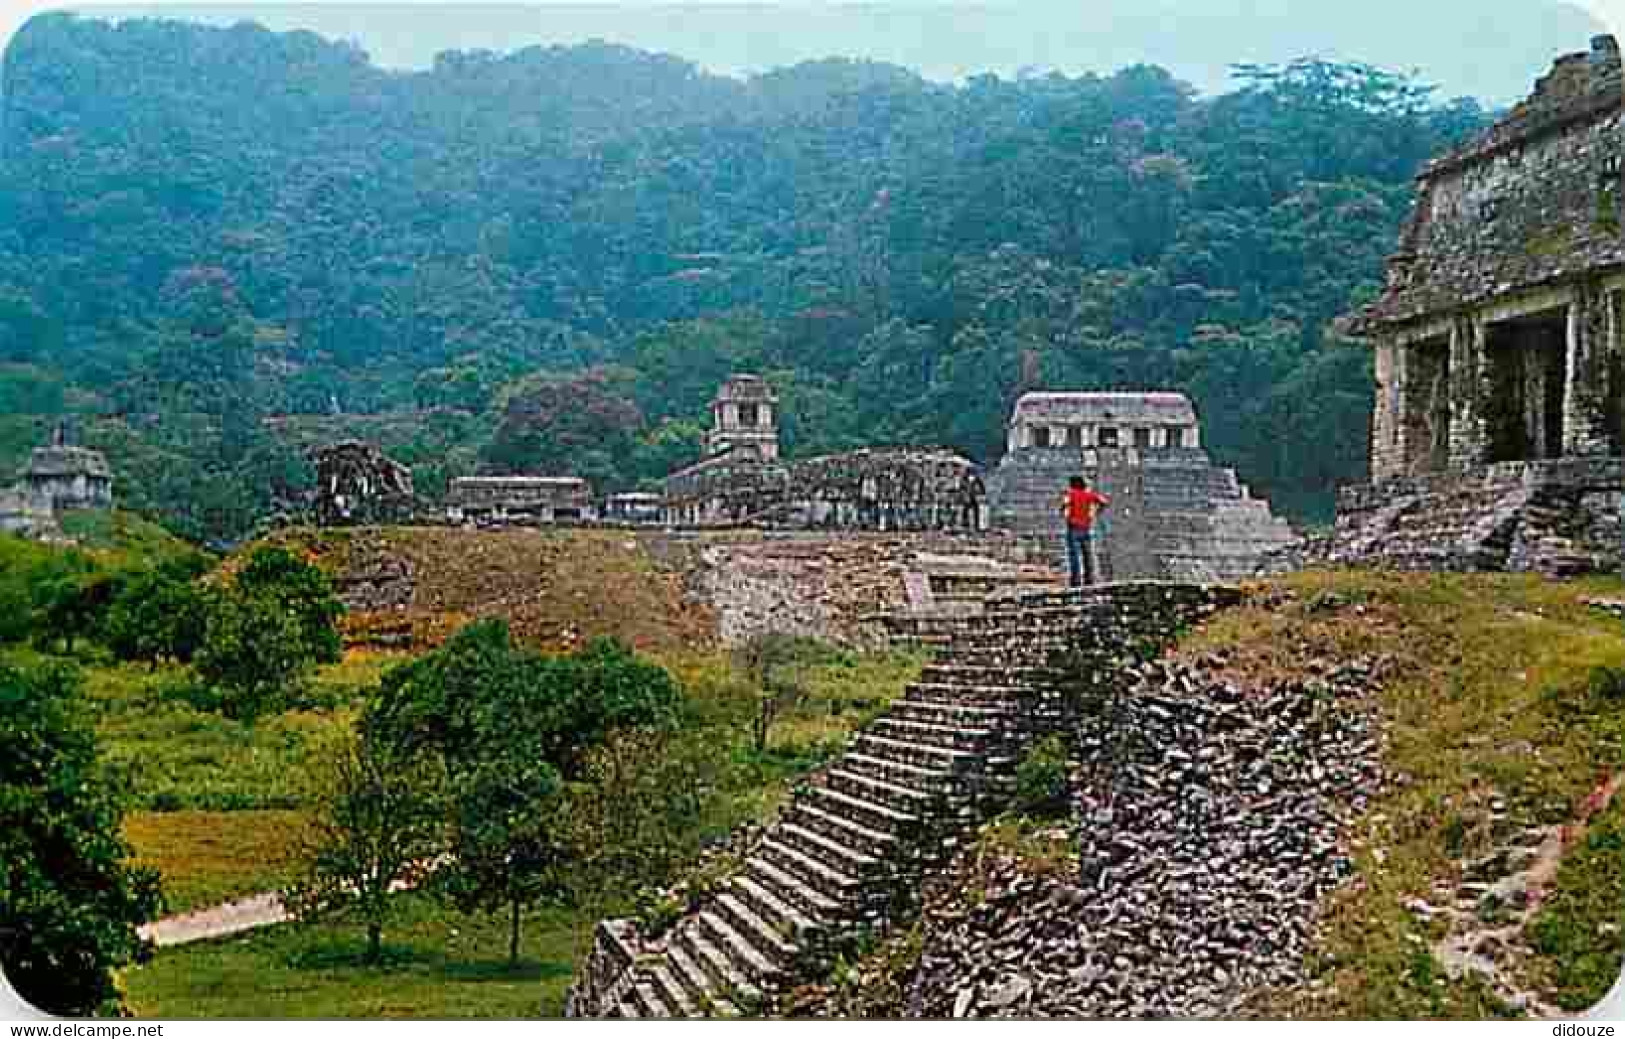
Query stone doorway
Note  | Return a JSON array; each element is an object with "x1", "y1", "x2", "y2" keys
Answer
[
  {"x1": 1484, "y1": 309, "x2": 1568, "y2": 463},
  {"x1": 1405, "y1": 335, "x2": 1451, "y2": 473}
]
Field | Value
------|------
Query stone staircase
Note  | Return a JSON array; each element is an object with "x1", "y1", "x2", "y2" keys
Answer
[{"x1": 567, "y1": 582, "x2": 1236, "y2": 1019}]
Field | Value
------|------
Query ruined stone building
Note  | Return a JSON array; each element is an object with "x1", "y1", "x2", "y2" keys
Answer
[
  {"x1": 447, "y1": 475, "x2": 598, "y2": 526},
  {"x1": 0, "y1": 423, "x2": 114, "y2": 538},
  {"x1": 603, "y1": 491, "x2": 665, "y2": 525},
  {"x1": 659, "y1": 373, "x2": 988, "y2": 533},
  {"x1": 985, "y1": 392, "x2": 1297, "y2": 581},
  {"x1": 309, "y1": 442, "x2": 416, "y2": 526},
  {"x1": 661, "y1": 374, "x2": 989, "y2": 532},
  {"x1": 664, "y1": 446, "x2": 988, "y2": 530},
  {"x1": 1337, "y1": 36, "x2": 1625, "y2": 574},
  {"x1": 706, "y1": 374, "x2": 780, "y2": 461}
]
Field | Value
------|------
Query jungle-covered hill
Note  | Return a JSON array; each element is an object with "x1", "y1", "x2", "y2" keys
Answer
[{"x1": 0, "y1": 13, "x2": 1494, "y2": 542}]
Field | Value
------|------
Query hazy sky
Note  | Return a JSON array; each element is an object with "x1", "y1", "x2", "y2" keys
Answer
[{"x1": 4, "y1": 0, "x2": 1625, "y2": 101}]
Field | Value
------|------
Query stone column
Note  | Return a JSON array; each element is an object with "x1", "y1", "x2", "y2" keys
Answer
[
  {"x1": 1563, "y1": 283, "x2": 1613, "y2": 457},
  {"x1": 1447, "y1": 317, "x2": 1487, "y2": 470},
  {"x1": 1371, "y1": 338, "x2": 1405, "y2": 481}
]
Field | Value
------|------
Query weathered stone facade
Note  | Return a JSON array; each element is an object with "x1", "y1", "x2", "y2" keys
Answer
[
  {"x1": 447, "y1": 476, "x2": 598, "y2": 525},
  {"x1": 1338, "y1": 36, "x2": 1625, "y2": 574},
  {"x1": 309, "y1": 441, "x2": 416, "y2": 527},
  {"x1": 985, "y1": 393, "x2": 1297, "y2": 581},
  {"x1": 680, "y1": 531, "x2": 1058, "y2": 649},
  {"x1": 604, "y1": 491, "x2": 665, "y2": 525},
  {"x1": 662, "y1": 375, "x2": 988, "y2": 533},
  {"x1": 664, "y1": 446, "x2": 988, "y2": 532},
  {"x1": 707, "y1": 373, "x2": 780, "y2": 461},
  {"x1": 0, "y1": 423, "x2": 113, "y2": 538}
]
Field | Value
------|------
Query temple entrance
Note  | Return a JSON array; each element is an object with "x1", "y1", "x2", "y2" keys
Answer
[
  {"x1": 1404, "y1": 335, "x2": 1451, "y2": 472},
  {"x1": 1484, "y1": 309, "x2": 1568, "y2": 463}
]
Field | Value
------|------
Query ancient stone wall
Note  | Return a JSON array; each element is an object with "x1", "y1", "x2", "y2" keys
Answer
[
  {"x1": 680, "y1": 531, "x2": 1056, "y2": 649},
  {"x1": 857, "y1": 654, "x2": 1381, "y2": 1019},
  {"x1": 1332, "y1": 457, "x2": 1624, "y2": 576},
  {"x1": 663, "y1": 448, "x2": 987, "y2": 533}
]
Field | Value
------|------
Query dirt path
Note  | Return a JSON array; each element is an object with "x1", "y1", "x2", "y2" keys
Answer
[{"x1": 137, "y1": 892, "x2": 290, "y2": 947}]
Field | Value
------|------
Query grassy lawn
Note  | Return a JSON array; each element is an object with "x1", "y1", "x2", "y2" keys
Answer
[
  {"x1": 124, "y1": 810, "x2": 308, "y2": 915},
  {"x1": 113, "y1": 642, "x2": 921, "y2": 1018},
  {"x1": 122, "y1": 893, "x2": 595, "y2": 1019},
  {"x1": 1186, "y1": 570, "x2": 1625, "y2": 1018},
  {"x1": 90, "y1": 654, "x2": 398, "y2": 812}
]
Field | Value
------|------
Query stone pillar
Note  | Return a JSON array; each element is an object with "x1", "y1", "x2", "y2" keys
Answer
[
  {"x1": 1564, "y1": 284, "x2": 1613, "y2": 457},
  {"x1": 1370, "y1": 338, "x2": 1406, "y2": 481},
  {"x1": 1447, "y1": 318, "x2": 1487, "y2": 470}
]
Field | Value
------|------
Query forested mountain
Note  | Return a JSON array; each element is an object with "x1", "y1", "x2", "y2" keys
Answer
[{"x1": 0, "y1": 13, "x2": 1492, "y2": 541}]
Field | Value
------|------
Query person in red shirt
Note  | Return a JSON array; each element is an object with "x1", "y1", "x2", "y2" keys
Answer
[{"x1": 1060, "y1": 476, "x2": 1110, "y2": 587}]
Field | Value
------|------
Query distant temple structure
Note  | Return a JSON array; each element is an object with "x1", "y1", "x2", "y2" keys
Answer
[
  {"x1": 447, "y1": 476, "x2": 598, "y2": 526},
  {"x1": 706, "y1": 374, "x2": 780, "y2": 461},
  {"x1": 1336, "y1": 35, "x2": 1625, "y2": 574},
  {"x1": 984, "y1": 392, "x2": 1296, "y2": 581},
  {"x1": 0, "y1": 422, "x2": 114, "y2": 538},
  {"x1": 309, "y1": 442, "x2": 417, "y2": 526},
  {"x1": 662, "y1": 373, "x2": 988, "y2": 531}
]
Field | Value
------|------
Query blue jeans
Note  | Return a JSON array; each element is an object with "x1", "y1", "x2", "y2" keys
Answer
[{"x1": 1066, "y1": 526, "x2": 1096, "y2": 587}]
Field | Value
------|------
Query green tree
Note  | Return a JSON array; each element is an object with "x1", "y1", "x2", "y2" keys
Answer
[
  {"x1": 194, "y1": 546, "x2": 344, "y2": 721},
  {"x1": 284, "y1": 729, "x2": 447, "y2": 964},
  {"x1": 0, "y1": 663, "x2": 161, "y2": 1015},
  {"x1": 102, "y1": 557, "x2": 210, "y2": 667},
  {"x1": 369, "y1": 622, "x2": 681, "y2": 956}
]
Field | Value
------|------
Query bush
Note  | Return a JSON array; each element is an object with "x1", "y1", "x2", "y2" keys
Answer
[{"x1": 1012, "y1": 735, "x2": 1071, "y2": 817}]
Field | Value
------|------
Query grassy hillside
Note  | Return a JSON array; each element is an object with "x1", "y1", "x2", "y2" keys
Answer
[
  {"x1": 1186, "y1": 570, "x2": 1624, "y2": 1017},
  {"x1": 271, "y1": 526, "x2": 715, "y2": 655}
]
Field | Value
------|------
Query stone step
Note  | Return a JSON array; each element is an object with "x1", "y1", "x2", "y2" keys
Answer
[
  {"x1": 756, "y1": 839, "x2": 865, "y2": 906},
  {"x1": 868, "y1": 715, "x2": 998, "y2": 753},
  {"x1": 919, "y1": 664, "x2": 1064, "y2": 686},
  {"x1": 801, "y1": 782, "x2": 920, "y2": 837},
  {"x1": 649, "y1": 962, "x2": 698, "y2": 1017},
  {"x1": 825, "y1": 766, "x2": 940, "y2": 811},
  {"x1": 904, "y1": 683, "x2": 1036, "y2": 708},
  {"x1": 777, "y1": 819, "x2": 885, "y2": 877},
  {"x1": 678, "y1": 923, "x2": 764, "y2": 1008},
  {"x1": 730, "y1": 873, "x2": 822, "y2": 941},
  {"x1": 889, "y1": 698, "x2": 1019, "y2": 727},
  {"x1": 793, "y1": 797, "x2": 905, "y2": 855},
  {"x1": 628, "y1": 981, "x2": 669, "y2": 1018},
  {"x1": 714, "y1": 890, "x2": 799, "y2": 966},
  {"x1": 666, "y1": 937, "x2": 722, "y2": 1007},
  {"x1": 696, "y1": 909, "x2": 783, "y2": 988},
  {"x1": 745, "y1": 854, "x2": 844, "y2": 919},
  {"x1": 853, "y1": 731, "x2": 984, "y2": 772},
  {"x1": 842, "y1": 751, "x2": 965, "y2": 795}
]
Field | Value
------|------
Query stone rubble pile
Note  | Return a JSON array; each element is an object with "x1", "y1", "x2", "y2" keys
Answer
[{"x1": 904, "y1": 655, "x2": 1385, "y2": 1019}]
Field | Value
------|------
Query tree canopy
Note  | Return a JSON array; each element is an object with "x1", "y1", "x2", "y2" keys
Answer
[{"x1": 0, "y1": 14, "x2": 1493, "y2": 537}]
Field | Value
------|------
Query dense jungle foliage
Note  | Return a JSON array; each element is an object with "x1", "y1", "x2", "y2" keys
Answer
[{"x1": 0, "y1": 13, "x2": 1493, "y2": 541}]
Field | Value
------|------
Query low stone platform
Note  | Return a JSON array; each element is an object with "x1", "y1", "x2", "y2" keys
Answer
[{"x1": 1332, "y1": 458, "x2": 1624, "y2": 576}]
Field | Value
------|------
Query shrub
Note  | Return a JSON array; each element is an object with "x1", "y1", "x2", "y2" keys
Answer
[{"x1": 1012, "y1": 734, "x2": 1071, "y2": 817}]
